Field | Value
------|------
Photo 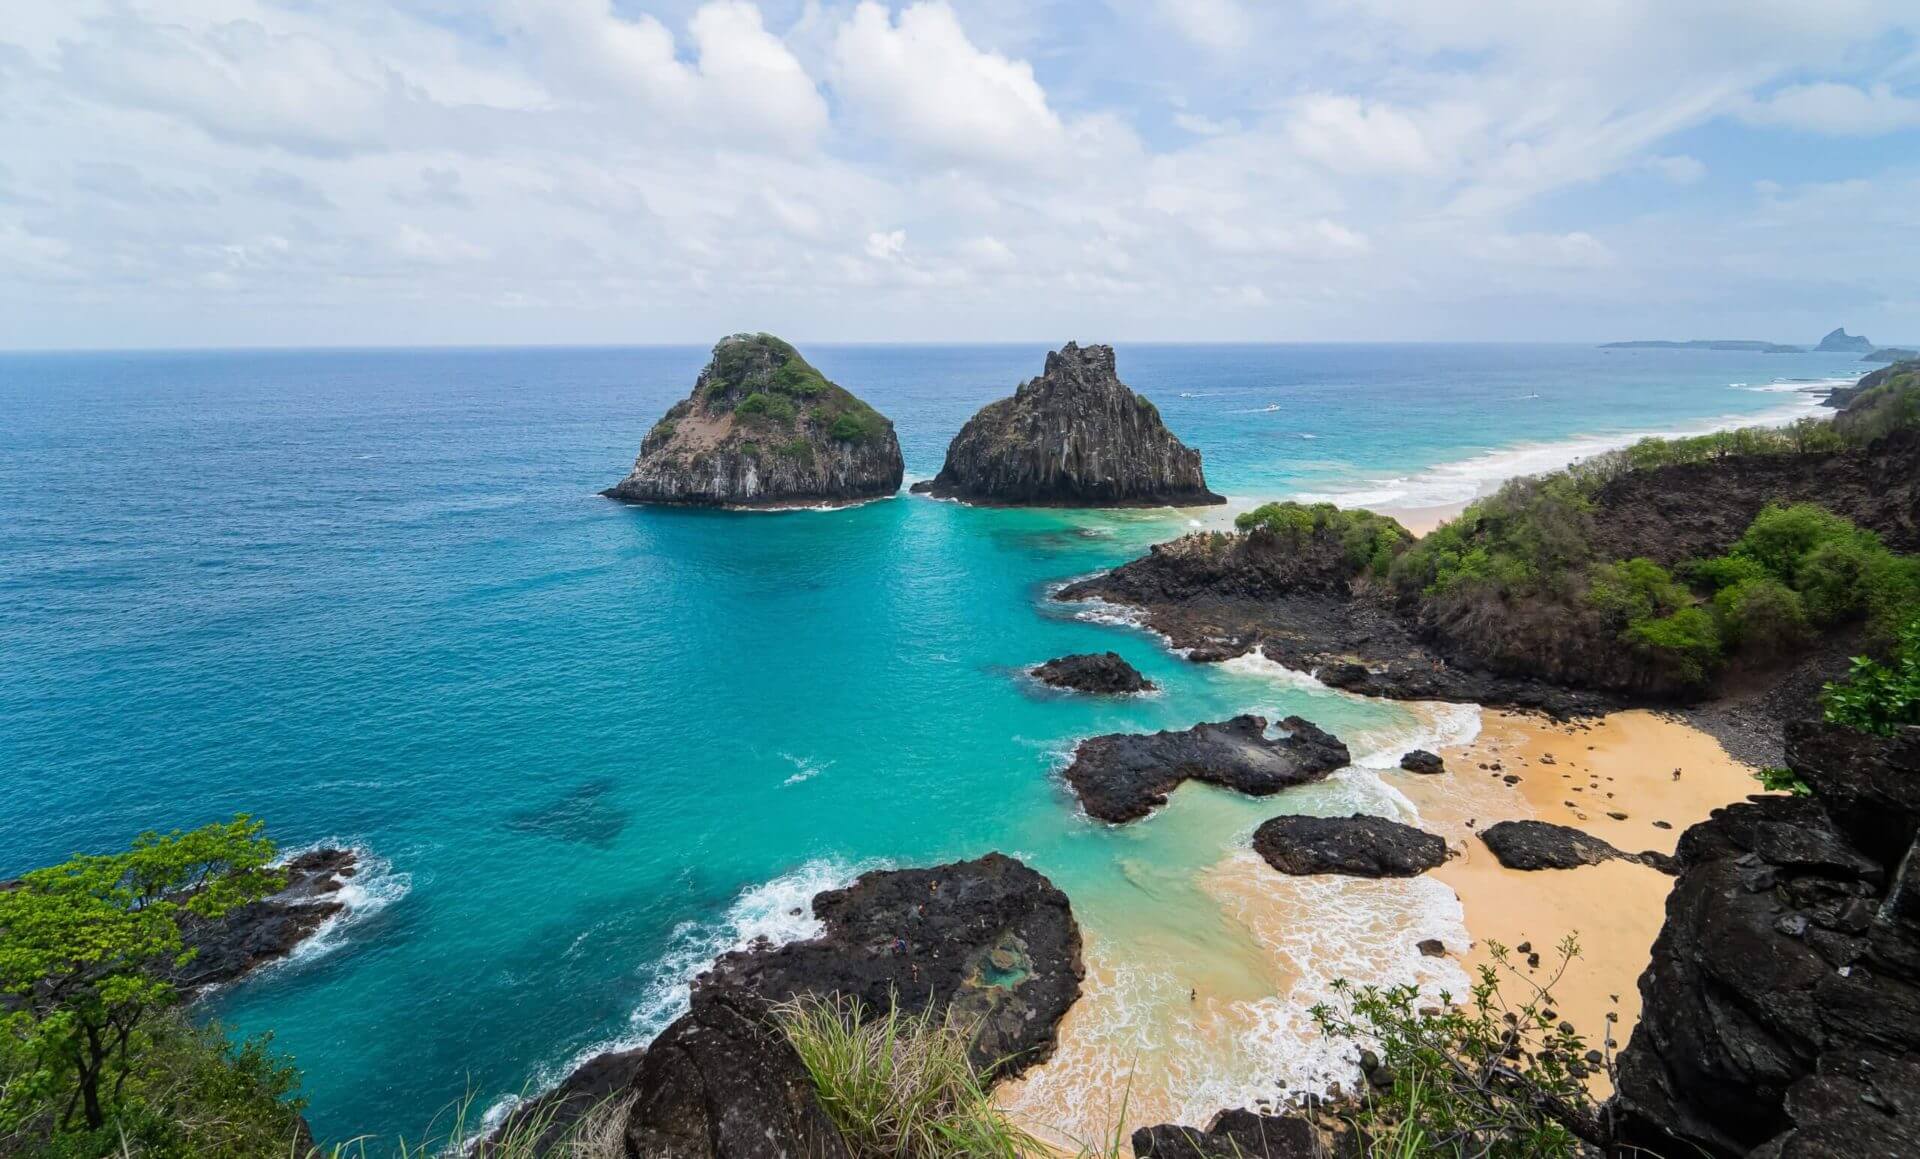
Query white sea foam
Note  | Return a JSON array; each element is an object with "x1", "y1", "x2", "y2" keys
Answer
[
  {"x1": 272, "y1": 840, "x2": 411, "y2": 969},
  {"x1": 1291, "y1": 387, "x2": 1834, "y2": 513},
  {"x1": 484, "y1": 857, "x2": 871, "y2": 1132},
  {"x1": 779, "y1": 752, "x2": 832, "y2": 785}
]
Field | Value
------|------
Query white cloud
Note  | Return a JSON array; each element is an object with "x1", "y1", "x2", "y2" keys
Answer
[
  {"x1": 864, "y1": 229, "x2": 907, "y2": 260},
  {"x1": 1739, "y1": 82, "x2": 1920, "y2": 136},
  {"x1": 1286, "y1": 96, "x2": 1444, "y2": 175},
  {"x1": 1158, "y1": 0, "x2": 1250, "y2": 53},
  {"x1": 830, "y1": 2, "x2": 1065, "y2": 170}
]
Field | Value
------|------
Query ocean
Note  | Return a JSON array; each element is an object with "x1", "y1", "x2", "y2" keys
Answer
[{"x1": 0, "y1": 342, "x2": 1851, "y2": 1140}]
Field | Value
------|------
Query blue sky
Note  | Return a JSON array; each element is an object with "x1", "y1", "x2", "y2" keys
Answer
[{"x1": 2, "y1": 1, "x2": 1917, "y2": 348}]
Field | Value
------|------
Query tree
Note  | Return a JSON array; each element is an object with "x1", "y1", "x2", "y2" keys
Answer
[{"x1": 0, "y1": 816, "x2": 282, "y2": 1131}]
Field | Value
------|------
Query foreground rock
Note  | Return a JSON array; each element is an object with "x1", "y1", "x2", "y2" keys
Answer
[
  {"x1": 1064, "y1": 715, "x2": 1350, "y2": 823},
  {"x1": 1478, "y1": 820, "x2": 1674, "y2": 875},
  {"x1": 1399, "y1": 749, "x2": 1444, "y2": 774},
  {"x1": 1615, "y1": 722, "x2": 1920, "y2": 1156},
  {"x1": 911, "y1": 342, "x2": 1223, "y2": 507},
  {"x1": 1133, "y1": 1107, "x2": 1356, "y2": 1158},
  {"x1": 1254, "y1": 814, "x2": 1448, "y2": 878},
  {"x1": 508, "y1": 854, "x2": 1083, "y2": 1154},
  {"x1": 1030, "y1": 651, "x2": 1156, "y2": 694},
  {"x1": 604, "y1": 333, "x2": 903, "y2": 508},
  {"x1": 172, "y1": 847, "x2": 357, "y2": 993}
]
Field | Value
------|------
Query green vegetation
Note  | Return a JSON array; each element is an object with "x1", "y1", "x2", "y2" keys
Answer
[
  {"x1": 774, "y1": 995, "x2": 1039, "y2": 1158},
  {"x1": 735, "y1": 391, "x2": 797, "y2": 424},
  {"x1": 1390, "y1": 474, "x2": 1594, "y2": 600},
  {"x1": 1235, "y1": 501, "x2": 1412, "y2": 577},
  {"x1": 0, "y1": 817, "x2": 283, "y2": 1138},
  {"x1": 1756, "y1": 765, "x2": 1813, "y2": 796},
  {"x1": 1836, "y1": 360, "x2": 1920, "y2": 442},
  {"x1": 829, "y1": 405, "x2": 886, "y2": 444},
  {"x1": 1822, "y1": 614, "x2": 1920, "y2": 736},
  {"x1": 1311, "y1": 937, "x2": 1610, "y2": 1158}
]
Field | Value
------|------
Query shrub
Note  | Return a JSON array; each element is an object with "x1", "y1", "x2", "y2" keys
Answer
[
  {"x1": 735, "y1": 392, "x2": 796, "y2": 424},
  {"x1": 1624, "y1": 607, "x2": 1722, "y2": 686},
  {"x1": 1755, "y1": 766, "x2": 1813, "y2": 796},
  {"x1": 829, "y1": 407, "x2": 885, "y2": 443},
  {"x1": 773, "y1": 359, "x2": 830, "y2": 398},
  {"x1": 1236, "y1": 502, "x2": 1411, "y2": 577},
  {"x1": 1822, "y1": 615, "x2": 1920, "y2": 736},
  {"x1": 1587, "y1": 558, "x2": 1689, "y2": 627},
  {"x1": 1393, "y1": 475, "x2": 1593, "y2": 599},
  {"x1": 1309, "y1": 937, "x2": 1611, "y2": 1157},
  {"x1": 1711, "y1": 578, "x2": 1810, "y2": 657}
]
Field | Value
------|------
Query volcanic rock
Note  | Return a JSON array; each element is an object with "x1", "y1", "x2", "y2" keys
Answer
[
  {"x1": 1478, "y1": 820, "x2": 1673, "y2": 874},
  {"x1": 1614, "y1": 723, "x2": 1920, "y2": 1156},
  {"x1": 604, "y1": 333, "x2": 903, "y2": 508},
  {"x1": 1253, "y1": 814, "x2": 1448, "y2": 878},
  {"x1": 912, "y1": 342, "x2": 1223, "y2": 507},
  {"x1": 1063, "y1": 715, "x2": 1350, "y2": 824},
  {"x1": 1030, "y1": 651, "x2": 1156, "y2": 695},
  {"x1": 1399, "y1": 749, "x2": 1445, "y2": 774},
  {"x1": 172, "y1": 847, "x2": 357, "y2": 993}
]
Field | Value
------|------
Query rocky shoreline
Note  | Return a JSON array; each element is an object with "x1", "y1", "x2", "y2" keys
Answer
[
  {"x1": 173, "y1": 847, "x2": 360, "y2": 994},
  {"x1": 1061, "y1": 714, "x2": 1351, "y2": 823}
]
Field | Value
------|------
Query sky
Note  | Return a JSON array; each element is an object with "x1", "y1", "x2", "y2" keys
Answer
[{"x1": 3, "y1": 0, "x2": 1918, "y2": 349}]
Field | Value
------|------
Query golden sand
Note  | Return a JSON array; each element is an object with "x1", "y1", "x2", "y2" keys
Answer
[{"x1": 1402, "y1": 708, "x2": 1764, "y2": 1074}]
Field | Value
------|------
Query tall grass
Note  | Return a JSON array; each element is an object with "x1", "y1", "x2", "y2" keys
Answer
[
  {"x1": 774, "y1": 994, "x2": 1039, "y2": 1158},
  {"x1": 301, "y1": 1090, "x2": 631, "y2": 1159}
]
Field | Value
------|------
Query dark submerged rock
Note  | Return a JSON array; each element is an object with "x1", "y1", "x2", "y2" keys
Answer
[
  {"x1": 518, "y1": 854, "x2": 1083, "y2": 1156},
  {"x1": 1614, "y1": 722, "x2": 1920, "y2": 1157},
  {"x1": 1253, "y1": 813, "x2": 1448, "y2": 878},
  {"x1": 172, "y1": 848, "x2": 357, "y2": 993},
  {"x1": 1477, "y1": 820, "x2": 1673, "y2": 874},
  {"x1": 604, "y1": 333, "x2": 903, "y2": 509},
  {"x1": 1063, "y1": 715, "x2": 1351, "y2": 824},
  {"x1": 1399, "y1": 749, "x2": 1445, "y2": 774},
  {"x1": 915, "y1": 342, "x2": 1224, "y2": 507},
  {"x1": 1030, "y1": 651, "x2": 1156, "y2": 695}
]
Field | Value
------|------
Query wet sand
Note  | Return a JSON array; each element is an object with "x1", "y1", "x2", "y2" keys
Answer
[{"x1": 1403, "y1": 708, "x2": 1765, "y2": 1078}]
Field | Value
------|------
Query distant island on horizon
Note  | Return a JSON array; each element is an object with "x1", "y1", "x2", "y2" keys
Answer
[{"x1": 1601, "y1": 327, "x2": 1911, "y2": 361}]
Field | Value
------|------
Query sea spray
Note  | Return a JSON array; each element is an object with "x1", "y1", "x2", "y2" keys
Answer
[{"x1": 482, "y1": 857, "x2": 875, "y2": 1133}]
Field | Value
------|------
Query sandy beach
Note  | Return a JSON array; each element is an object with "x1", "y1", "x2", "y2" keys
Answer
[{"x1": 1402, "y1": 709, "x2": 1766, "y2": 1078}]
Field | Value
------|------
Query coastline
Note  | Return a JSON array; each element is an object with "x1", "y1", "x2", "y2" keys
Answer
[{"x1": 1403, "y1": 709, "x2": 1765, "y2": 1082}]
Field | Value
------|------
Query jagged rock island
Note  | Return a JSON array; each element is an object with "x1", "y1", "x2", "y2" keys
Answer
[
  {"x1": 604, "y1": 333, "x2": 904, "y2": 508},
  {"x1": 911, "y1": 341, "x2": 1224, "y2": 507}
]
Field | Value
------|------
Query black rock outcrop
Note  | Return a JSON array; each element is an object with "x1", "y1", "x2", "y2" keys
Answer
[
  {"x1": 512, "y1": 854, "x2": 1083, "y2": 1155},
  {"x1": 1478, "y1": 820, "x2": 1674, "y2": 875},
  {"x1": 604, "y1": 334, "x2": 903, "y2": 508},
  {"x1": 1399, "y1": 750, "x2": 1445, "y2": 774},
  {"x1": 1614, "y1": 722, "x2": 1920, "y2": 1156},
  {"x1": 912, "y1": 342, "x2": 1223, "y2": 507},
  {"x1": 1134, "y1": 1107, "x2": 1354, "y2": 1158},
  {"x1": 1030, "y1": 651, "x2": 1156, "y2": 695},
  {"x1": 1063, "y1": 715, "x2": 1350, "y2": 824},
  {"x1": 1253, "y1": 813, "x2": 1448, "y2": 878},
  {"x1": 172, "y1": 847, "x2": 357, "y2": 993}
]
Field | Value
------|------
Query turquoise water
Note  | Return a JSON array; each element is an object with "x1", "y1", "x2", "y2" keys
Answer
[{"x1": 0, "y1": 343, "x2": 1855, "y2": 1139}]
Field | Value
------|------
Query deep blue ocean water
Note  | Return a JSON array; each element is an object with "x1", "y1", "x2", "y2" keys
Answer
[{"x1": 0, "y1": 343, "x2": 1856, "y2": 1140}]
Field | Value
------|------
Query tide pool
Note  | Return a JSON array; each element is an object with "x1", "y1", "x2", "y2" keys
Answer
[{"x1": 0, "y1": 343, "x2": 1851, "y2": 1139}]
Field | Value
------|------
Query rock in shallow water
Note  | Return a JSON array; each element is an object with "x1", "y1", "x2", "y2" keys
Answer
[
  {"x1": 912, "y1": 342, "x2": 1224, "y2": 507},
  {"x1": 1030, "y1": 651, "x2": 1156, "y2": 694},
  {"x1": 604, "y1": 333, "x2": 903, "y2": 508},
  {"x1": 171, "y1": 847, "x2": 358, "y2": 993},
  {"x1": 1253, "y1": 813, "x2": 1449, "y2": 878},
  {"x1": 1063, "y1": 714, "x2": 1351, "y2": 824}
]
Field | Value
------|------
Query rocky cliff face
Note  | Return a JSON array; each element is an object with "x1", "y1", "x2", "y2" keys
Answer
[
  {"x1": 913, "y1": 342, "x2": 1224, "y2": 507},
  {"x1": 1615, "y1": 722, "x2": 1920, "y2": 1156},
  {"x1": 604, "y1": 334, "x2": 904, "y2": 508}
]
